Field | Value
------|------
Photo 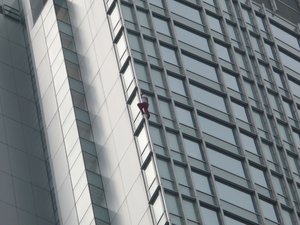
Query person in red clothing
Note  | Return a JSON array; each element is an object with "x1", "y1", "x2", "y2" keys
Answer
[{"x1": 137, "y1": 93, "x2": 150, "y2": 119}]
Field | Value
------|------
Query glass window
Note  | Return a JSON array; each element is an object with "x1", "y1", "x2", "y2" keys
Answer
[
  {"x1": 270, "y1": 23, "x2": 299, "y2": 50},
  {"x1": 219, "y1": 0, "x2": 230, "y2": 13},
  {"x1": 200, "y1": 206, "x2": 220, "y2": 225},
  {"x1": 250, "y1": 35, "x2": 261, "y2": 52},
  {"x1": 158, "y1": 99, "x2": 173, "y2": 119},
  {"x1": 223, "y1": 71, "x2": 240, "y2": 92},
  {"x1": 152, "y1": 193, "x2": 164, "y2": 223},
  {"x1": 199, "y1": 116, "x2": 236, "y2": 144},
  {"x1": 206, "y1": 146, "x2": 245, "y2": 177},
  {"x1": 191, "y1": 171, "x2": 211, "y2": 194},
  {"x1": 253, "y1": 110, "x2": 267, "y2": 131},
  {"x1": 287, "y1": 154, "x2": 300, "y2": 175},
  {"x1": 156, "y1": 158, "x2": 172, "y2": 180},
  {"x1": 144, "y1": 38, "x2": 157, "y2": 57},
  {"x1": 231, "y1": 102, "x2": 248, "y2": 122},
  {"x1": 282, "y1": 209, "x2": 294, "y2": 225},
  {"x1": 224, "y1": 216, "x2": 247, "y2": 225},
  {"x1": 202, "y1": 0, "x2": 215, "y2": 6},
  {"x1": 182, "y1": 54, "x2": 218, "y2": 82},
  {"x1": 215, "y1": 43, "x2": 231, "y2": 62},
  {"x1": 121, "y1": 4, "x2": 134, "y2": 23},
  {"x1": 240, "y1": 133, "x2": 257, "y2": 154},
  {"x1": 256, "y1": 15, "x2": 266, "y2": 32},
  {"x1": 259, "y1": 199, "x2": 278, "y2": 223},
  {"x1": 151, "y1": 68, "x2": 165, "y2": 87},
  {"x1": 165, "y1": 193, "x2": 180, "y2": 215},
  {"x1": 227, "y1": 23, "x2": 239, "y2": 43},
  {"x1": 149, "y1": 125, "x2": 164, "y2": 146},
  {"x1": 261, "y1": 142, "x2": 277, "y2": 164},
  {"x1": 292, "y1": 130, "x2": 300, "y2": 149},
  {"x1": 280, "y1": 50, "x2": 300, "y2": 72},
  {"x1": 207, "y1": 15, "x2": 222, "y2": 33},
  {"x1": 160, "y1": 45, "x2": 178, "y2": 65},
  {"x1": 137, "y1": 9, "x2": 150, "y2": 28},
  {"x1": 268, "y1": 92, "x2": 281, "y2": 112},
  {"x1": 273, "y1": 71, "x2": 285, "y2": 89},
  {"x1": 166, "y1": 131, "x2": 181, "y2": 153},
  {"x1": 272, "y1": 174, "x2": 285, "y2": 196},
  {"x1": 116, "y1": 34, "x2": 127, "y2": 60},
  {"x1": 168, "y1": 0, "x2": 202, "y2": 24},
  {"x1": 216, "y1": 181, "x2": 255, "y2": 212},
  {"x1": 174, "y1": 25, "x2": 210, "y2": 52},
  {"x1": 167, "y1": 75, "x2": 186, "y2": 96},
  {"x1": 190, "y1": 84, "x2": 227, "y2": 112},
  {"x1": 241, "y1": 7, "x2": 254, "y2": 26},
  {"x1": 258, "y1": 63, "x2": 271, "y2": 81},
  {"x1": 264, "y1": 42, "x2": 276, "y2": 60},
  {"x1": 183, "y1": 137, "x2": 203, "y2": 160},
  {"x1": 174, "y1": 164, "x2": 189, "y2": 187},
  {"x1": 127, "y1": 33, "x2": 142, "y2": 52},
  {"x1": 175, "y1": 106, "x2": 194, "y2": 127},
  {"x1": 110, "y1": 4, "x2": 121, "y2": 30},
  {"x1": 288, "y1": 77, "x2": 300, "y2": 97},
  {"x1": 283, "y1": 100, "x2": 295, "y2": 119},
  {"x1": 235, "y1": 51, "x2": 248, "y2": 71},
  {"x1": 277, "y1": 122, "x2": 292, "y2": 143},
  {"x1": 153, "y1": 16, "x2": 171, "y2": 36},
  {"x1": 148, "y1": 0, "x2": 163, "y2": 7},
  {"x1": 182, "y1": 199, "x2": 197, "y2": 221},
  {"x1": 249, "y1": 165, "x2": 267, "y2": 187}
]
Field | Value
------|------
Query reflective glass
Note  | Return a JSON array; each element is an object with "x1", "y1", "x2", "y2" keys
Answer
[
  {"x1": 148, "y1": 0, "x2": 163, "y2": 7},
  {"x1": 231, "y1": 102, "x2": 248, "y2": 122},
  {"x1": 215, "y1": 43, "x2": 231, "y2": 62},
  {"x1": 137, "y1": 9, "x2": 150, "y2": 28},
  {"x1": 207, "y1": 15, "x2": 222, "y2": 33},
  {"x1": 191, "y1": 84, "x2": 227, "y2": 112},
  {"x1": 153, "y1": 16, "x2": 171, "y2": 36},
  {"x1": 121, "y1": 4, "x2": 134, "y2": 22},
  {"x1": 206, "y1": 146, "x2": 245, "y2": 177},
  {"x1": 240, "y1": 133, "x2": 257, "y2": 154},
  {"x1": 200, "y1": 206, "x2": 220, "y2": 225},
  {"x1": 270, "y1": 24, "x2": 299, "y2": 50},
  {"x1": 224, "y1": 216, "x2": 247, "y2": 225},
  {"x1": 152, "y1": 193, "x2": 164, "y2": 223},
  {"x1": 167, "y1": 75, "x2": 186, "y2": 96},
  {"x1": 160, "y1": 45, "x2": 178, "y2": 65},
  {"x1": 272, "y1": 174, "x2": 285, "y2": 196},
  {"x1": 280, "y1": 50, "x2": 300, "y2": 72},
  {"x1": 182, "y1": 54, "x2": 218, "y2": 82},
  {"x1": 128, "y1": 33, "x2": 142, "y2": 52},
  {"x1": 168, "y1": 0, "x2": 202, "y2": 24},
  {"x1": 259, "y1": 199, "x2": 278, "y2": 222},
  {"x1": 249, "y1": 166, "x2": 267, "y2": 187},
  {"x1": 288, "y1": 78, "x2": 300, "y2": 97},
  {"x1": 282, "y1": 209, "x2": 294, "y2": 225},
  {"x1": 216, "y1": 181, "x2": 255, "y2": 212},
  {"x1": 175, "y1": 106, "x2": 194, "y2": 127},
  {"x1": 174, "y1": 164, "x2": 189, "y2": 187},
  {"x1": 223, "y1": 71, "x2": 240, "y2": 91},
  {"x1": 199, "y1": 116, "x2": 236, "y2": 144},
  {"x1": 158, "y1": 99, "x2": 172, "y2": 119},
  {"x1": 174, "y1": 25, "x2": 210, "y2": 52},
  {"x1": 182, "y1": 199, "x2": 197, "y2": 221},
  {"x1": 191, "y1": 171, "x2": 211, "y2": 194},
  {"x1": 183, "y1": 137, "x2": 203, "y2": 160},
  {"x1": 165, "y1": 193, "x2": 180, "y2": 215}
]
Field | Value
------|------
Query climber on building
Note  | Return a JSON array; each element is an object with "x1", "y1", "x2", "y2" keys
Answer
[{"x1": 137, "y1": 93, "x2": 150, "y2": 119}]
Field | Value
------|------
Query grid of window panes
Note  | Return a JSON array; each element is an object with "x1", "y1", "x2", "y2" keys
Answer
[{"x1": 109, "y1": 0, "x2": 300, "y2": 224}]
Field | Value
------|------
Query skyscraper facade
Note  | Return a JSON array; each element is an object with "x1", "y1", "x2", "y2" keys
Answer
[{"x1": 1, "y1": 0, "x2": 300, "y2": 225}]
